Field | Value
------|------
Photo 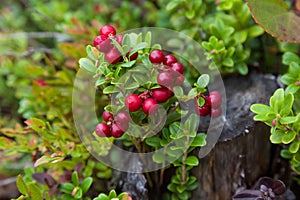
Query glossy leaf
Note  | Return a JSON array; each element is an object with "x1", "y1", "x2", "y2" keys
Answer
[
  {"x1": 247, "y1": 0, "x2": 300, "y2": 42},
  {"x1": 145, "y1": 136, "x2": 161, "y2": 147},
  {"x1": 81, "y1": 177, "x2": 93, "y2": 194},
  {"x1": 60, "y1": 183, "x2": 74, "y2": 194},
  {"x1": 282, "y1": 131, "x2": 297, "y2": 144},
  {"x1": 28, "y1": 183, "x2": 43, "y2": 200},
  {"x1": 184, "y1": 156, "x2": 199, "y2": 166},
  {"x1": 16, "y1": 175, "x2": 28, "y2": 195},
  {"x1": 79, "y1": 58, "x2": 97, "y2": 73},
  {"x1": 250, "y1": 104, "x2": 272, "y2": 115},
  {"x1": 196, "y1": 74, "x2": 210, "y2": 88},
  {"x1": 72, "y1": 171, "x2": 79, "y2": 186}
]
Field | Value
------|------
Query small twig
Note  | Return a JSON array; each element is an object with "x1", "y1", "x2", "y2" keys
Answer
[
  {"x1": 2, "y1": 47, "x2": 54, "y2": 58},
  {"x1": 2, "y1": 32, "x2": 72, "y2": 42},
  {"x1": 0, "y1": 176, "x2": 17, "y2": 187}
]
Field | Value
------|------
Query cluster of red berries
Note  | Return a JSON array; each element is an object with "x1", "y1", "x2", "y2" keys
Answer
[
  {"x1": 149, "y1": 50, "x2": 185, "y2": 89},
  {"x1": 95, "y1": 110, "x2": 130, "y2": 138},
  {"x1": 93, "y1": 25, "x2": 138, "y2": 64},
  {"x1": 196, "y1": 91, "x2": 222, "y2": 118},
  {"x1": 125, "y1": 87, "x2": 173, "y2": 115}
]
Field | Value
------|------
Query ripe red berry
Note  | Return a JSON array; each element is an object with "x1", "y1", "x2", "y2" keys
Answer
[
  {"x1": 127, "y1": 48, "x2": 138, "y2": 61},
  {"x1": 157, "y1": 71, "x2": 174, "y2": 87},
  {"x1": 149, "y1": 50, "x2": 165, "y2": 64},
  {"x1": 210, "y1": 107, "x2": 222, "y2": 118},
  {"x1": 115, "y1": 35, "x2": 123, "y2": 45},
  {"x1": 111, "y1": 123, "x2": 125, "y2": 138},
  {"x1": 35, "y1": 79, "x2": 46, "y2": 87},
  {"x1": 142, "y1": 98, "x2": 158, "y2": 115},
  {"x1": 207, "y1": 91, "x2": 222, "y2": 108},
  {"x1": 152, "y1": 87, "x2": 170, "y2": 103},
  {"x1": 163, "y1": 54, "x2": 177, "y2": 66},
  {"x1": 105, "y1": 48, "x2": 121, "y2": 64},
  {"x1": 165, "y1": 86, "x2": 174, "y2": 97},
  {"x1": 93, "y1": 35, "x2": 113, "y2": 52},
  {"x1": 125, "y1": 94, "x2": 142, "y2": 112},
  {"x1": 115, "y1": 111, "x2": 130, "y2": 124},
  {"x1": 196, "y1": 104, "x2": 211, "y2": 116},
  {"x1": 95, "y1": 122, "x2": 111, "y2": 137},
  {"x1": 171, "y1": 62, "x2": 184, "y2": 74},
  {"x1": 102, "y1": 110, "x2": 114, "y2": 122},
  {"x1": 100, "y1": 25, "x2": 116, "y2": 37},
  {"x1": 174, "y1": 74, "x2": 184, "y2": 86}
]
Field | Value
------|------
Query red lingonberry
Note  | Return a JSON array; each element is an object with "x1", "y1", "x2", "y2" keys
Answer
[
  {"x1": 93, "y1": 35, "x2": 113, "y2": 52},
  {"x1": 163, "y1": 54, "x2": 177, "y2": 67},
  {"x1": 174, "y1": 74, "x2": 184, "y2": 86},
  {"x1": 171, "y1": 62, "x2": 184, "y2": 74},
  {"x1": 115, "y1": 111, "x2": 130, "y2": 124},
  {"x1": 207, "y1": 91, "x2": 222, "y2": 108},
  {"x1": 127, "y1": 48, "x2": 138, "y2": 61},
  {"x1": 149, "y1": 50, "x2": 165, "y2": 64},
  {"x1": 295, "y1": 81, "x2": 300, "y2": 86},
  {"x1": 211, "y1": 107, "x2": 222, "y2": 118},
  {"x1": 162, "y1": 86, "x2": 174, "y2": 97},
  {"x1": 95, "y1": 122, "x2": 111, "y2": 137},
  {"x1": 196, "y1": 104, "x2": 211, "y2": 116},
  {"x1": 105, "y1": 48, "x2": 121, "y2": 64},
  {"x1": 152, "y1": 87, "x2": 170, "y2": 103},
  {"x1": 125, "y1": 94, "x2": 142, "y2": 112},
  {"x1": 35, "y1": 79, "x2": 46, "y2": 87},
  {"x1": 102, "y1": 110, "x2": 114, "y2": 122},
  {"x1": 99, "y1": 25, "x2": 116, "y2": 37},
  {"x1": 142, "y1": 98, "x2": 158, "y2": 115},
  {"x1": 157, "y1": 71, "x2": 174, "y2": 87},
  {"x1": 111, "y1": 123, "x2": 125, "y2": 138},
  {"x1": 115, "y1": 35, "x2": 123, "y2": 45}
]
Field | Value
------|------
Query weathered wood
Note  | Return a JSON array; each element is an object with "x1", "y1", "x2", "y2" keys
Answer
[{"x1": 192, "y1": 72, "x2": 278, "y2": 200}]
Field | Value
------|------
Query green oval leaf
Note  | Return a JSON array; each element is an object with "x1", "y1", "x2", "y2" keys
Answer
[
  {"x1": 282, "y1": 131, "x2": 297, "y2": 144},
  {"x1": 81, "y1": 177, "x2": 93, "y2": 194},
  {"x1": 289, "y1": 141, "x2": 300, "y2": 154},
  {"x1": 79, "y1": 58, "x2": 97, "y2": 73},
  {"x1": 196, "y1": 74, "x2": 210, "y2": 88},
  {"x1": 247, "y1": 0, "x2": 300, "y2": 43},
  {"x1": 184, "y1": 156, "x2": 199, "y2": 166},
  {"x1": 16, "y1": 175, "x2": 28, "y2": 195},
  {"x1": 72, "y1": 171, "x2": 79, "y2": 186}
]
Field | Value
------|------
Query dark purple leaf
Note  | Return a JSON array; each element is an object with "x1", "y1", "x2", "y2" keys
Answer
[
  {"x1": 258, "y1": 177, "x2": 273, "y2": 188},
  {"x1": 48, "y1": 184, "x2": 58, "y2": 195},
  {"x1": 32, "y1": 173, "x2": 56, "y2": 187},
  {"x1": 74, "y1": 162, "x2": 83, "y2": 173},
  {"x1": 233, "y1": 189, "x2": 262, "y2": 200},
  {"x1": 271, "y1": 180, "x2": 286, "y2": 195},
  {"x1": 59, "y1": 170, "x2": 72, "y2": 183}
]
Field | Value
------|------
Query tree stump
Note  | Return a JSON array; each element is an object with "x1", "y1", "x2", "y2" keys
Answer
[{"x1": 192, "y1": 71, "x2": 278, "y2": 200}]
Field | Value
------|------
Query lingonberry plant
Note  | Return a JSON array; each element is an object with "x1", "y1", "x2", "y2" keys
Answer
[
  {"x1": 251, "y1": 52, "x2": 300, "y2": 174},
  {"x1": 79, "y1": 25, "x2": 223, "y2": 199}
]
